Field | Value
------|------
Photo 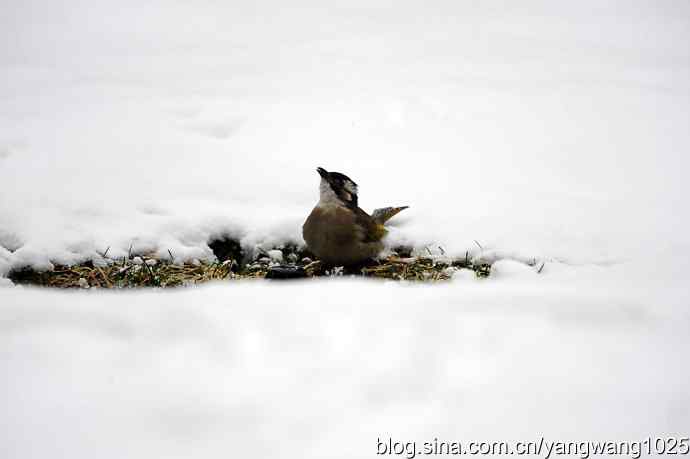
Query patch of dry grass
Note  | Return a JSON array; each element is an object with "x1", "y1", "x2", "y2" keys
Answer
[
  {"x1": 360, "y1": 256, "x2": 490, "y2": 281},
  {"x1": 8, "y1": 246, "x2": 492, "y2": 288},
  {"x1": 9, "y1": 257, "x2": 242, "y2": 289}
]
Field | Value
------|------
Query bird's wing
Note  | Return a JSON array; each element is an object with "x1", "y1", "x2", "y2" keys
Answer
[
  {"x1": 371, "y1": 206, "x2": 409, "y2": 225},
  {"x1": 354, "y1": 207, "x2": 387, "y2": 242}
]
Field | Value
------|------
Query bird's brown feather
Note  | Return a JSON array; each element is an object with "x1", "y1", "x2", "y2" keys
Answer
[
  {"x1": 371, "y1": 206, "x2": 409, "y2": 225},
  {"x1": 302, "y1": 205, "x2": 383, "y2": 266},
  {"x1": 353, "y1": 207, "x2": 386, "y2": 242}
]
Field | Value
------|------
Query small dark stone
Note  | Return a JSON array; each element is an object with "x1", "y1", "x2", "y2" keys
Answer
[
  {"x1": 208, "y1": 237, "x2": 244, "y2": 264},
  {"x1": 392, "y1": 245, "x2": 413, "y2": 258},
  {"x1": 297, "y1": 247, "x2": 315, "y2": 260},
  {"x1": 265, "y1": 265, "x2": 307, "y2": 280}
]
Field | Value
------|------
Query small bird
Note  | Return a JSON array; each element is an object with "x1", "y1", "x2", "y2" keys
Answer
[{"x1": 302, "y1": 167, "x2": 408, "y2": 266}]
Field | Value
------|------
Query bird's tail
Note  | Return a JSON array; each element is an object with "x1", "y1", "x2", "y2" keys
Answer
[{"x1": 371, "y1": 206, "x2": 409, "y2": 225}]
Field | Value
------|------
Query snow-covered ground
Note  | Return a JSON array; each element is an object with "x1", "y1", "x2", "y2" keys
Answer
[
  {"x1": 2, "y1": 265, "x2": 690, "y2": 458},
  {"x1": 1, "y1": 1, "x2": 689, "y2": 457},
  {"x1": 2, "y1": 0, "x2": 689, "y2": 270}
]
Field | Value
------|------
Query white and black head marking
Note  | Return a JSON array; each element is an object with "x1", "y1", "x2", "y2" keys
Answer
[{"x1": 316, "y1": 167, "x2": 358, "y2": 207}]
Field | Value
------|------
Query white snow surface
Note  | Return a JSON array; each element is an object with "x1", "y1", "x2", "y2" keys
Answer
[
  {"x1": 2, "y1": 262, "x2": 690, "y2": 458},
  {"x1": 1, "y1": 1, "x2": 690, "y2": 457},
  {"x1": 1, "y1": 0, "x2": 689, "y2": 273}
]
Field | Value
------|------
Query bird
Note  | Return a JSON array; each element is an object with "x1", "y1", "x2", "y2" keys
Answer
[{"x1": 302, "y1": 167, "x2": 408, "y2": 267}]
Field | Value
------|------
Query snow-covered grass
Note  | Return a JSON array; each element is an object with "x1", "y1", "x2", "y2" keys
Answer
[{"x1": 1, "y1": 1, "x2": 689, "y2": 457}]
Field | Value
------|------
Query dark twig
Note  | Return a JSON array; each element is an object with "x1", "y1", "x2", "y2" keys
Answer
[{"x1": 142, "y1": 257, "x2": 156, "y2": 283}]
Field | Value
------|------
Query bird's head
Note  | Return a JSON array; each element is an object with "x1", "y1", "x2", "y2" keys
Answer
[{"x1": 316, "y1": 167, "x2": 358, "y2": 207}]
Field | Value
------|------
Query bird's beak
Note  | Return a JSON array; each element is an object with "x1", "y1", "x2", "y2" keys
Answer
[{"x1": 316, "y1": 167, "x2": 328, "y2": 178}]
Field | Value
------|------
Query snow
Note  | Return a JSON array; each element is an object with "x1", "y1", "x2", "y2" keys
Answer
[
  {"x1": 1, "y1": 1, "x2": 690, "y2": 457},
  {"x1": 1, "y1": 1, "x2": 689, "y2": 272},
  {"x1": 267, "y1": 249, "x2": 284, "y2": 263},
  {"x1": 1, "y1": 263, "x2": 689, "y2": 458}
]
